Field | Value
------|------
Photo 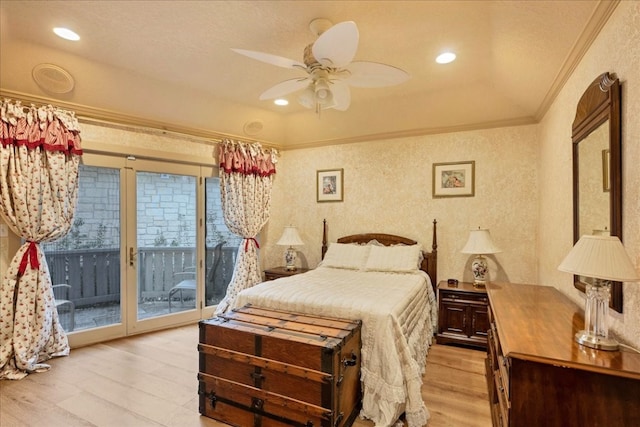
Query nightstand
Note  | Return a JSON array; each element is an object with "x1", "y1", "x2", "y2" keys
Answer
[
  {"x1": 436, "y1": 280, "x2": 489, "y2": 350},
  {"x1": 264, "y1": 266, "x2": 310, "y2": 281}
]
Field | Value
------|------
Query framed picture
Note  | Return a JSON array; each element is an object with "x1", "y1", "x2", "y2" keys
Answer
[
  {"x1": 432, "y1": 161, "x2": 475, "y2": 198},
  {"x1": 602, "y1": 149, "x2": 610, "y2": 192},
  {"x1": 317, "y1": 168, "x2": 343, "y2": 202}
]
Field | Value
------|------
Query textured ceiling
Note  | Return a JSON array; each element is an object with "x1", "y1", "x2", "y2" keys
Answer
[{"x1": 0, "y1": 1, "x2": 614, "y2": 149}]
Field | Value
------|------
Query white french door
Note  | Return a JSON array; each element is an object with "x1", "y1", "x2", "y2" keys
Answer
[
  {"x1": 125, "y1": 158, "x2": 208, "y2": 335},
  {"x1": 56, "y1": 153, "x2": 220, "y2": 348}
]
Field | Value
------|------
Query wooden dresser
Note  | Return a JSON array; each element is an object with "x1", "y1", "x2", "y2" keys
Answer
[{"x1": 486, "y1": 282, "x2": 640, "y2": 427}]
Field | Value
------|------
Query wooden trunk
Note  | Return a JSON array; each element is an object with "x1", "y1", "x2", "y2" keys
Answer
[{"x1": 198, "y1": 305, "x2": 362, "y2": 427}]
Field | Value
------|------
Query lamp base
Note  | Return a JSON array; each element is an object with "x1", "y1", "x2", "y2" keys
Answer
[
  {"x1": 575, "y1": 330, "x2": 619, "y2": 351},
  {"x1": 576, "y1": 280, "x2": 618, "y2": 351},
  {"x1": 471, "y1": 255, "x2": 488, "y2": 287},
  {"x1": 284, "y1": 246, "x2": 297, "y2": 271},
  {"x1": 473, "y1": 280, "x2": 487, "y2": 288}
]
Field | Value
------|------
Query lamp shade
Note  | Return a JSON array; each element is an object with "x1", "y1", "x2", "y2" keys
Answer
[
  {"x1": 558, "y1": 235, "x2": 640, "y2": 282},
  {"x1": 276, "y1": 226, "x2": 304, "y2": 247},
  {"x1": 461, "y1": 228, "x2": 501, "y2": 255}
]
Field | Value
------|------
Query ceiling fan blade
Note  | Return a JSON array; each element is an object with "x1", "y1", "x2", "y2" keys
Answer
[
  {"x1": 312, "y1": 21, "x2": 359, "y2": 68},
  {"x1": 259, "y1": 78, "x2": 311, "y2": 100},
  {"x1": 345, "y1": 61, "x2": 410, "y2": 87},
  {"x1": 231, "y1": 48, "x2": 306, "y2": 70},
  {"x1": 329, "y1": 80, "x2": 351, "y2": 111}
]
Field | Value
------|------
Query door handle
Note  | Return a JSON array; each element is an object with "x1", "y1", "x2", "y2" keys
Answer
[{"x1": 129, "y1": 247, "x2": 137, "y2": 266}]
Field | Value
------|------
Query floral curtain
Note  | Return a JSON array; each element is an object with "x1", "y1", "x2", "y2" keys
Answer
[
  {"x1": 0, "y1": 100, "x2": 82, "y2": 380},
  {"x1": 215, "y1": 139, "x2": 277, "y2": 315}
]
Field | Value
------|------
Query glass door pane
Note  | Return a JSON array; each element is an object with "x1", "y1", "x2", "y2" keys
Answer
[
  {"x1": 136, "y1": 171, "x2": 197, "y2": 319},
  {"x1": 204, "y1": 177, "x2": 239, "y2": 308},
  {"x1": 43, "y1": 163, "x2": 122, "y2": 333}
]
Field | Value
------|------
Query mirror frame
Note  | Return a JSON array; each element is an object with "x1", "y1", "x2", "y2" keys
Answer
[{"x1": 572, "y1": 72, "x2": 623, "y2": 312}]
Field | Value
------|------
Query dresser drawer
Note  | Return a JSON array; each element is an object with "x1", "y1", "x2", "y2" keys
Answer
[
  {"x1": 497, "y1": 354, "x2": 510, "y2": 401},
  {"x1": 440, "y1": 290, "x2": 489, "y2": 305},
  {"x1": 494, "y1": 370, "x2": 510, "y2": 426}
]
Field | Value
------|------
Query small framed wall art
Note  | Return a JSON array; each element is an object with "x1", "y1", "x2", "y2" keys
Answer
[
  {"x1": 317, "y1": 168, "x2": 343, "y2": 202},
  {"x1": 432, "y1": 161, "x2": 475, "y2": 198}
]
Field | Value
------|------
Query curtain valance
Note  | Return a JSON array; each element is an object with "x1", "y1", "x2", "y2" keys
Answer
[
  {"x1": 0, "y1": 100, "x2": 82, "y2": 154},
  {"x1": 218, "y1": 139, "x2": 276, "y2": 177}
]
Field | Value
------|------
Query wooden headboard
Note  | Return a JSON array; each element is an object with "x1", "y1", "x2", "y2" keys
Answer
[{"x1": 320, "y1": 219, "x2": 438, "y2": 290}]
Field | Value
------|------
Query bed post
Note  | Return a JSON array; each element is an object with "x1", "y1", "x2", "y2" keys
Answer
[
  {"x1": 321, "y1": 219, "x2": 328, "y2": 259},
  {"x1": 432, "y1": 219, "x2": 438, "y2": 253},
  {"x1": 428, "y1": 219, "x2": 438, "y2": 287}
]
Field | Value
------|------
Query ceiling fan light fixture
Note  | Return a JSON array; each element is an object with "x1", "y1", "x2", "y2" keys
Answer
[
  {"x1": 314, "y1": 79, "x2": 333, "y2": 105},
  {"x1": 274, "y1": 98, "x2": 289, "y2": 106},
  {"x1": 298, "y1": 84, "x2": 316, "y2": 109}
]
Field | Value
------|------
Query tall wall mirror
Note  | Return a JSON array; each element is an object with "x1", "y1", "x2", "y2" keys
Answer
[{"x1": 572, "y1": 72, "x2": 623, "y2": 312}]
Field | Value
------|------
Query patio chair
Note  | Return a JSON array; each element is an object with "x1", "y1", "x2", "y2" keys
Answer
[
  {"x1": 53, "y1": 284, "x2": 75, "y2": 331},
  {"x1": 168, "y1": 242, "x2": 226, "y2": 311},
  {"x1": 205, "y1": 241, "x2": 228, "y2": 304}
]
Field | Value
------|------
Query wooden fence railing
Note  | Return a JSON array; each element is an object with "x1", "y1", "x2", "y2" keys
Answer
[{"x1": 45, "y1": 246, "x2": 237, "y2": 308}]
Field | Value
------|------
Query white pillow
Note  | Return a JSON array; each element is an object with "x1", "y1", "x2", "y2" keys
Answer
[
  {"x1": 364, "y1": 244, "x2": 422, "y2": 272},
  {"x1": 321, "y1": 243, "x2": 370, "y2": 270}
]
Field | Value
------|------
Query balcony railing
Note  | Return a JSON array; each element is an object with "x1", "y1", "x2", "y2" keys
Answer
[{"x1": 45, "y1": 246, "x2": 237, "y2": 308}]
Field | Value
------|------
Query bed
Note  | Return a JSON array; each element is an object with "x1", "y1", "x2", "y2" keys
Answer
[{"x1": 231, "y1": 220, "x2": 439, "y2": 427}]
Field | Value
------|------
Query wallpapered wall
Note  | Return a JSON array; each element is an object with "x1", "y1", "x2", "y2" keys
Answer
[
  {"x1": 263, "y1": 125, "x2": 539, "y2": 287},
  {"x1": 537, "y1": 0, "x2": 640, "y2": 348}
]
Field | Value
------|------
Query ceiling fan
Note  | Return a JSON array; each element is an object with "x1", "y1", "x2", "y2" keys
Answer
[{"x1": 232, "y1": 18, "x2": 410, "y2": 114}]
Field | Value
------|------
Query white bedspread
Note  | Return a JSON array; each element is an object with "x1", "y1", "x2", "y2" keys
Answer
[{"x1": 231, "y1": 266, "x2": 438, "y2": 427}]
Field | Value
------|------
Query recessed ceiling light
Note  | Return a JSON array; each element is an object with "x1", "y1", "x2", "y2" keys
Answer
[
  {"x1": 436, "y1": 52, "x2": 456, "y2": 64},
  {"x1": 274, "y1": 99, "x2": 289, "y2": 106},
  {"x1": 53, "y1": 27, "x2": 80, "y2": 41}
]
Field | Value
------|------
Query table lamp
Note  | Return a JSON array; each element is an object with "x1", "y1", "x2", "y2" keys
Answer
[
  {"x1": 276, "y1": 226, "x2": 304, "y2": 271},
  {"x1": 558, "y1": 235, "x2": 640, "y2": 351},
  {"x1": 461, "y1": 227, "x2": 501, "y2": 287}
]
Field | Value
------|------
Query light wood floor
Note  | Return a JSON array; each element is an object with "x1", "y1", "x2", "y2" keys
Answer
[{"x1": 0, "y1": 325, "x2": 491, "y2": 427}]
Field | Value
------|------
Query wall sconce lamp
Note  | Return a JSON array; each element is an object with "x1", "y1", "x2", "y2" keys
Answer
[
  {"x1": 558, "y1": 235, "x2": 640, "y2": 351},
  {"x1": 276, "y1": 226, "x2": 304, "y2": 271},
  {"x1": 461, "y1": 227, "x2": 501, "y2": 287}
]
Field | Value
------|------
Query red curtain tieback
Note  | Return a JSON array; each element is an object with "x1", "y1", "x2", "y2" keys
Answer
[
  {"x1": 18, "y1": 241, "x2": 40, "y2": 276},
  {"x1": 244, "y1": 238, "x2": 260, "y2": 252}
]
